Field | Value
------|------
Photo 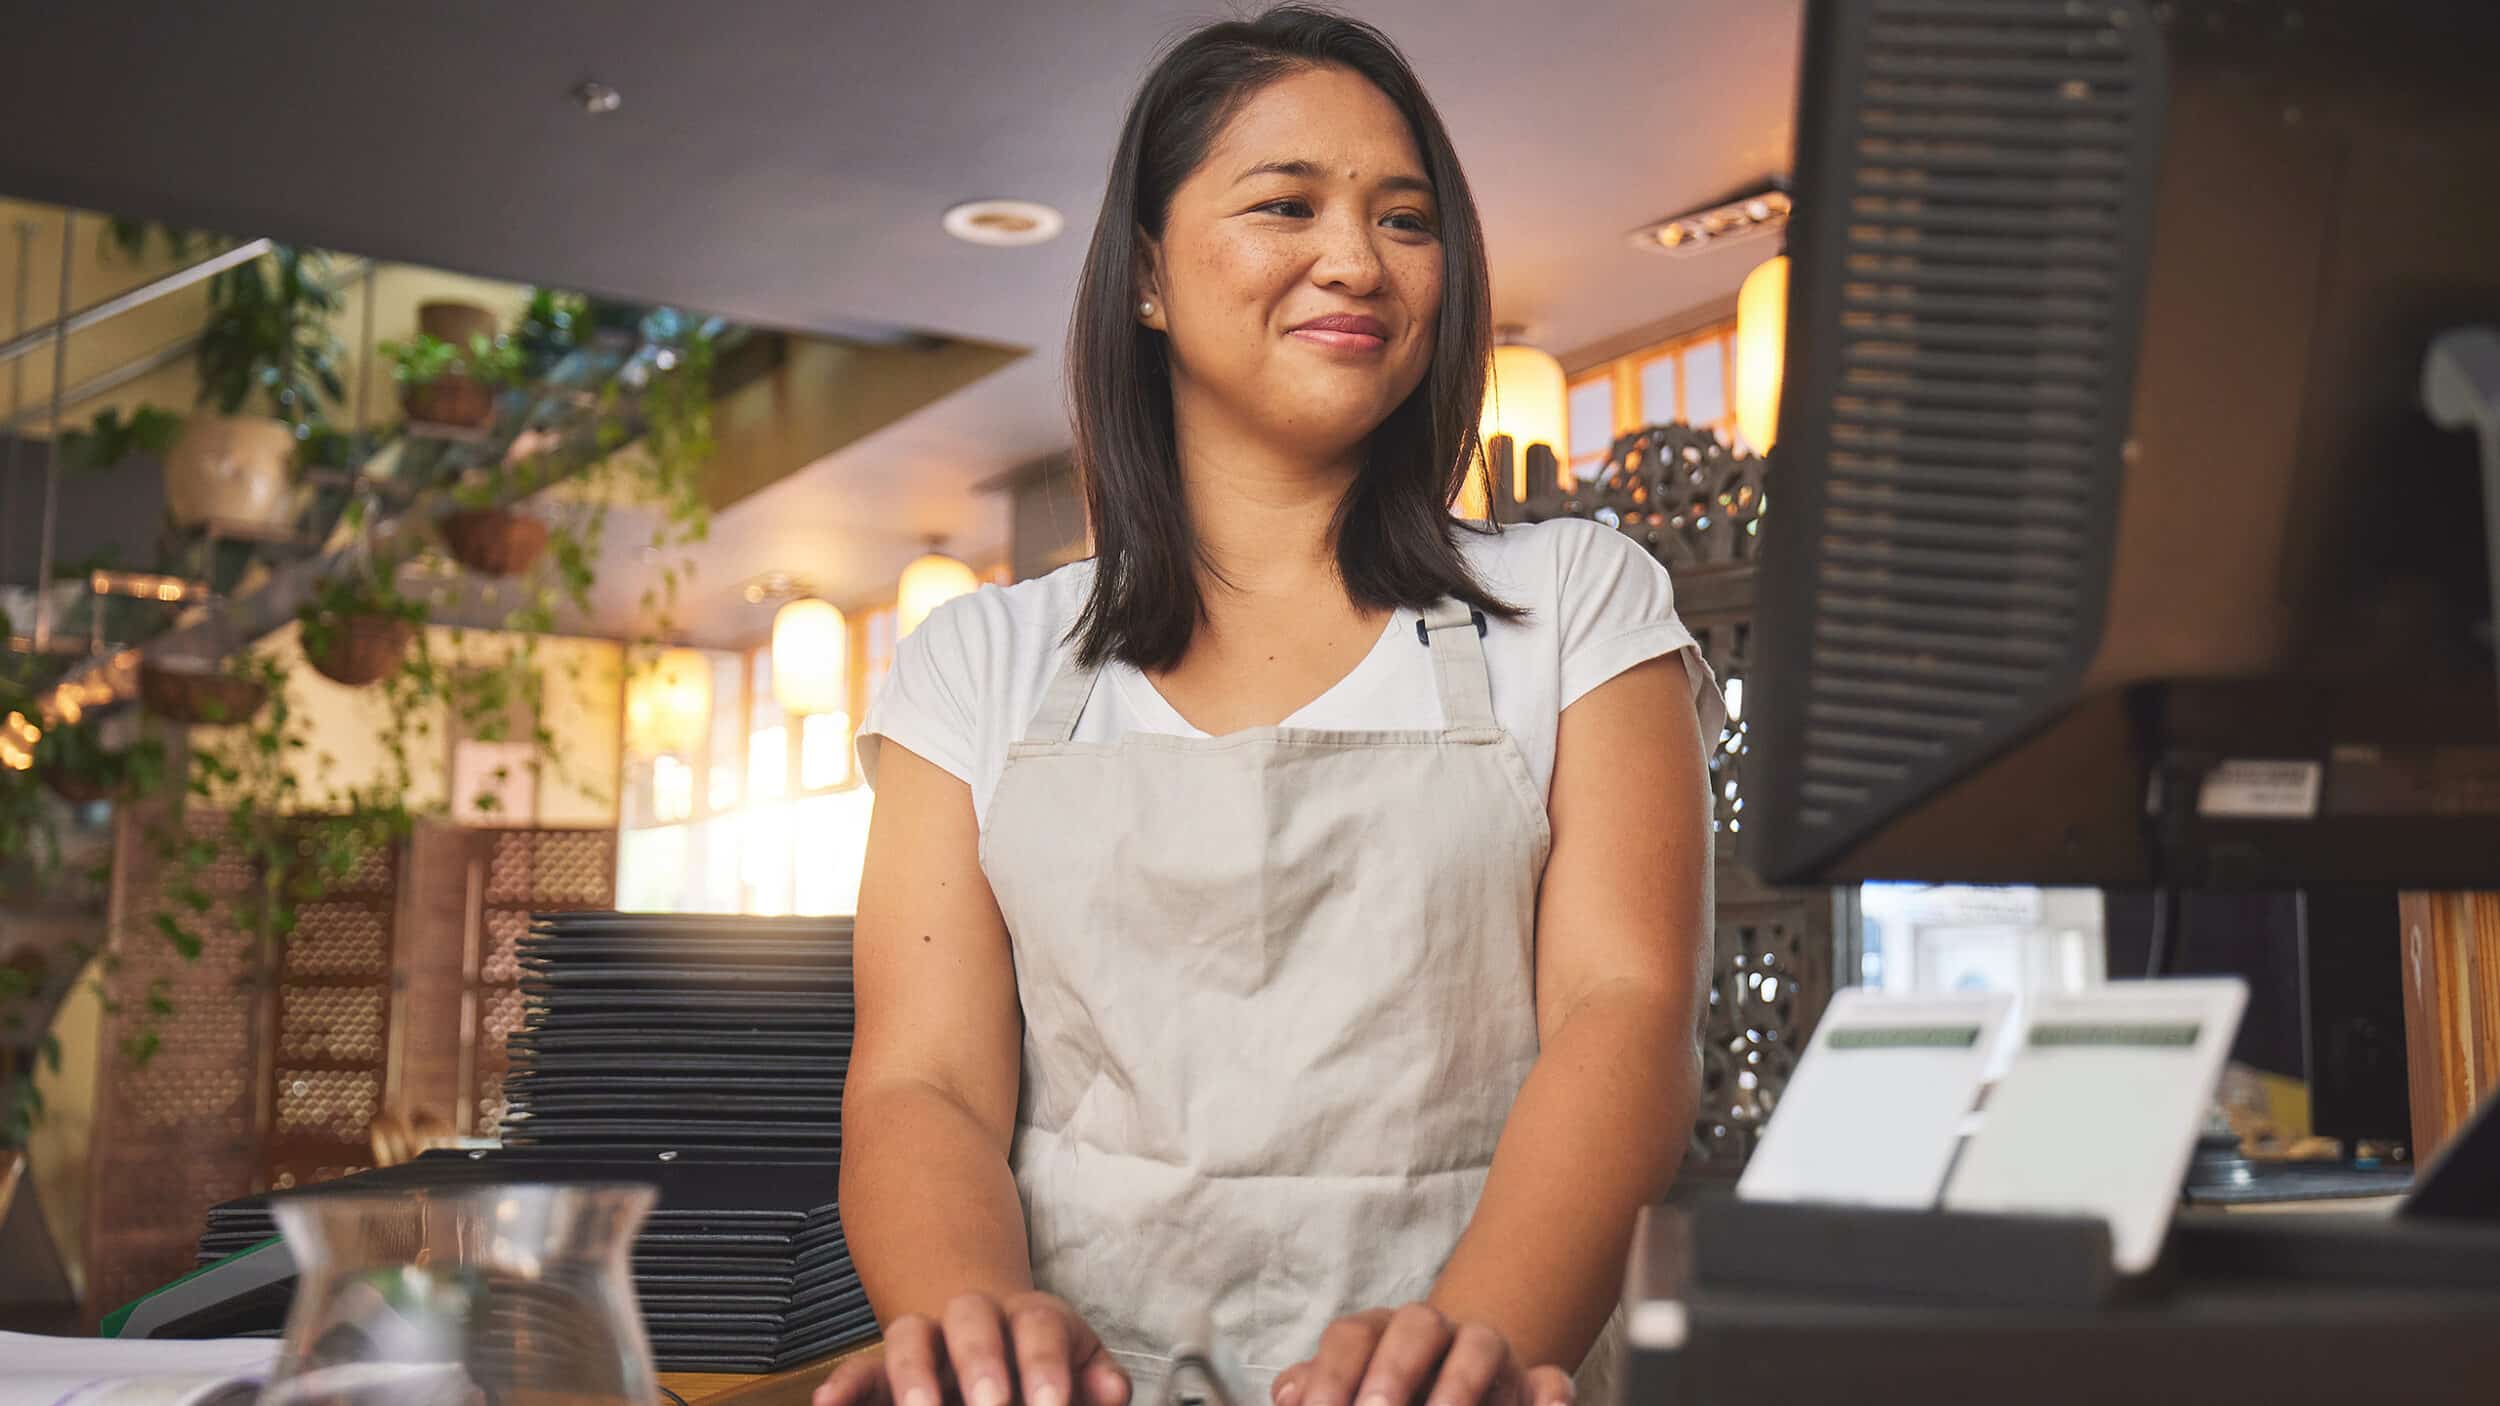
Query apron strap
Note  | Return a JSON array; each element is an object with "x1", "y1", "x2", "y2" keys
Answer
[
  {"x1": 1023, "y1": 652, "x2": 1100, "y2": 745},
  {"x1": 1418, "y1": 600, "x2": 1497, "y2": 732},
  {"x1": 1027, "y1": 605, "x2": 1493, "y2": 742}
]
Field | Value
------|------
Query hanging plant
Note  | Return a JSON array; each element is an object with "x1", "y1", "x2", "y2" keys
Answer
[
  {"x1": 299, "y1": 564, "x2": 425, "y2": 689},
  {"x1": 0, "y1": 621, "x2": 60, "y2": 878},
  {"x1": 437, "y1": 506, "x2": 550, "y2": 577},
  {"x1": 137, "y1": 645, "x2": 423, "y2": 1082},
  {"x1": 137, "y1": 660, "x2": 269, "y2": 727},
  {"x1": 163, "y1": 243, "x2": 346, "y2": 535},
  {"x1": 193, "y1": 244, "x2": 349, "y2": 425},
  {"x1": 32, "y1": 715, "x2": 167, "y2": 805},
  {"x1": 381, "y1": 331, "x2": 526, "y2": 432},
  {"x1": 7, "y1": 282, "x2": 726, "y2": 1129},
  {"x1": 54, "y1": 406, "x2": 185, "y2": 474},
  {"x1": 514, "y1": 289, "x2": 586, "y2": 380}
]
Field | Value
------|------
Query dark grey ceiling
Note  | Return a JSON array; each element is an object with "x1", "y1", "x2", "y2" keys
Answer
[{"x1": 0, "y1": 0, "x2": 1801, "y2": 639}]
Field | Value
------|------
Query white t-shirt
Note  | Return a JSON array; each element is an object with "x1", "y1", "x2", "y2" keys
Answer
[{"x1": 858, "y1": 516, "x2": 1726, "y2": 827}]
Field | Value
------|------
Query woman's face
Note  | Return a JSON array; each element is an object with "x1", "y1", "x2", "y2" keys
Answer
[{"x1": 1141, "y1": 65, "x2": 1445, "y2": 465}]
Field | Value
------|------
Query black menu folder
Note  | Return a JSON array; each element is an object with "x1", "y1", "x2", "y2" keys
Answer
[{"x1": 145, "y1": 913, "x2": 871, "y2": 1373}]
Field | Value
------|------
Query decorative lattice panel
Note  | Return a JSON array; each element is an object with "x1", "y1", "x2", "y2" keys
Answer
[
  {"x1": 1494, "y1": 424, "x2": 1832, "y2": 1179},
  {"x1": 264, "y1": 827, "x2": 398, "y2": 1192},
  {"x1": 283, "y1": 904, "x2": 388, "y2": 977},
  {"x1": 476, "y1": 985, "x2": 528, "y2": 1134},
  {"x1": 275, "y1": 985, "x2": 387, "y2": 1062},
  {"x1": 88, "y1": 810, "x2": 619, "y2": 1324},
  {"x1": 273, "y1": 1067, "x2": 381, "y2": 1136},
  {"x1": 471, "y1": 829, "x2": 615, "y2": 1137},
  {"x1": 85, "y1": 801, "x2": 261, "y2": 1325},
  {"x1": 482, "y1": 907, "x2": 528, "y2": 984}
]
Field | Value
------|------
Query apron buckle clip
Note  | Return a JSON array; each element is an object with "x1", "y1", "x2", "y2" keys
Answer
[{"x1": 1415, "y1": 609, "x2": 1488, "y2": 646}]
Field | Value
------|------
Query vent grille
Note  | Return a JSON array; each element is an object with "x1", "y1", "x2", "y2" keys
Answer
[{"x1": 1775, "y1": 0, "x2": 2165, "y2": 853}]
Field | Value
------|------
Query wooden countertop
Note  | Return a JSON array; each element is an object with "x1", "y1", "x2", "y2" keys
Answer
[{"x1": 663, "y1": 1343, "x2": 876, "y2": 1406}]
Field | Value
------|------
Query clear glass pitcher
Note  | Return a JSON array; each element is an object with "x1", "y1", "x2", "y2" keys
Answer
[{"x1": 261, "y1": 1181, "x2": 658, "y2": 1406}]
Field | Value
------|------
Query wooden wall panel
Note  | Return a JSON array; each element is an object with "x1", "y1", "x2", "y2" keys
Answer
[
  {"x1": 392, "y1": 822, "x2": 478, "y2": 1134},
  {"x1": 2398, "y1": 891, "x2": 2500, "y2": 1161}
]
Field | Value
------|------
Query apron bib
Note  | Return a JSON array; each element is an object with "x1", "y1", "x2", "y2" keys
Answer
[{"x1": 979, "y1": 600, "x2": 1623, "y2": 1405}]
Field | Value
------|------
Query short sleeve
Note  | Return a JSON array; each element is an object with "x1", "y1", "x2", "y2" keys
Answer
[
  {"x1": 1549, "y1": 518, "x2": 1728, "y2": 745},
  {"x1": 856, "y1": 596, "x2": 982, "y2": 790}
]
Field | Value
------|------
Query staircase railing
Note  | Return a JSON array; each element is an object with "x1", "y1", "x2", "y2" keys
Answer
[{"x1": 1, "y1": 210, "x2": 704, "y2": 723}]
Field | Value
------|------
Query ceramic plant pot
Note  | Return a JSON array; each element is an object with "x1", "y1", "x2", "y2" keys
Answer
[{"x1": 163, "y1": 413, "x2": 300, "y2": 532}]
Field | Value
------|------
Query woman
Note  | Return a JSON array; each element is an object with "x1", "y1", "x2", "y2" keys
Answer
[{"x1": 820, "y1": 9, "x2": 1720, "y2": 1406}]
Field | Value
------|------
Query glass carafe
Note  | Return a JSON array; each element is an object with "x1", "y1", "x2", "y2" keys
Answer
[{"x1": 261, "y1": 1181, "x2": 658, "y2": 1406}]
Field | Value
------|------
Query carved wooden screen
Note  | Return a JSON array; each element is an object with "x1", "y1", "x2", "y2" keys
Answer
[
  {"x1": 1492, "y1": 424, "x2": 1834, "y2": 1178},
  {"x1": 265, "y1": 835, "x2": 398, "y2": 1192},
  {"x1": 473, "y1": 828, "x2": 614, "y2": 1135},
  {"x1": 86, "y1": 812, "x2": 616, "y2": 1324},
  {"x1": 396, "y1": 823, "x2": 616, "y2": 1140},
  {"x1": 84, "y1": 800, "x2": 263, "y2": 1326}
]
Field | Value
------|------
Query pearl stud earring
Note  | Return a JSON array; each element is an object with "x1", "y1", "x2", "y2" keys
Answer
[{"x1": 1139, "y1": 299, "x2": 1156, "y2": 319}]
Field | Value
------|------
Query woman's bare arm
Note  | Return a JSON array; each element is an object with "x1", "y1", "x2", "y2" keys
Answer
[
  {"x1": 842, "y1": 742, "x2": 1034, "y2": 1316},
  {"x1": 828, "y1": 744, "x2": 1130, "y2": 1406},
  {"x1": 1426, "y1": 654, "x2": 1712, "y2": 1368}
]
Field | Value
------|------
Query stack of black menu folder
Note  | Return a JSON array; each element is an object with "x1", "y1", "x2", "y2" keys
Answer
[
  {"x1": 182, "y1": 912, "x2": 868, "y2": 1372},
  {"x1": 503, "y1": 913, "x2": 852, "y2": 1152}
]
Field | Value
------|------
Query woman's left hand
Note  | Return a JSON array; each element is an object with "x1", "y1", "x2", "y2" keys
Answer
[{"x1": 1269, "y1": 1306, "x2": 1573, "y2": 1406}]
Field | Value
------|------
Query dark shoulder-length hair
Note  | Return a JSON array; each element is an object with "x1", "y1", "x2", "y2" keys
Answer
[{"x1": 1066, "y1": 2, "x2": 1517, "y2": 671}]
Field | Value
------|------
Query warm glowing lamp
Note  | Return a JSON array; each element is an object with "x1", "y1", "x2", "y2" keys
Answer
[
  {"x1": 771, "y1": 598, "x2": 848, "y2": 716},
  {"x1": 624, "y1": 647, "x2": 712, "y2": 758},
  {"x1": 1735, "y1": 254, "x2": 1790, "y2": 454},
  {"x1": 1462, "y1": 339, "x2": 1570, "y2": 519},
  {"x1": 0, "y1": 711, "x2": 37, "y2": 771},
  {"x1": 897, "y1": 548, "x2": 979, "y2": 639}
]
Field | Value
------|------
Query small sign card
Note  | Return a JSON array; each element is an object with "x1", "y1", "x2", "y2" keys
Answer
[
  {"x1": 1739, "y1": 990, "x2": 2014, "y2": 1209},
  {"x1": 1943, "y1": 978, "x2": 2248, "y2": 1272}
]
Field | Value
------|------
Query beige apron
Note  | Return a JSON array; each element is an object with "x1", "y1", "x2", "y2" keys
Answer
[{"x1": 979, "y1": 600, "x2": 1624, "y2": 1406}]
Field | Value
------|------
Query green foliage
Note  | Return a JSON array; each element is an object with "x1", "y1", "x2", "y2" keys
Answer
[
  {"x1": 31, "y1": 714, "x2": 168, "y2": 798},
  {"x1": 99, "y1": 219, "x2": 223, "y2": 266},
  {"x1": 0, "y1": 760, "x2": 55, "y2": 877},
  {"x1": 2, "y1": 278, "x2": 723, "y2": 1142},
  {"x1": 0, "y1": 616, "x2": 59, "y2": 878},
  {"x1": 55, "y1": 406, "x2": 185, "y2": 473},
  {"x1": 515, "y1": 289, "x2": 586, "y2": 377},
  {"x1": 194, "y1": 245, "x2": 348, "y2": 426},
  {"x1": 378, "y1": 333, "x2": 460, "y2": 385},
  {"x1": 295, "y1": 549, "x2": 428, "y2": 669},
  {"x1": 379, "y1": 332, "x2": 529, "y2": 390}
]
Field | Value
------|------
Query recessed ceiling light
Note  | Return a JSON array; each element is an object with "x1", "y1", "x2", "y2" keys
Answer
[
  {"x1": 943, "y1": 199, "x2": 1065, "y2": 248},
  {"x1": 1628, "y1": 188, "x2": 1791, "y2": 258}
]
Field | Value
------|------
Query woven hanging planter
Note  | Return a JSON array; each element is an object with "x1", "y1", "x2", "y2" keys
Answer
[
  {"x1": 402, "y1": 373, "x2": 497, "y2": 430},
  {"x1": 438, "y1": 508, "x2": 549, "y2": 577},
  {"x1": 138, "y1": 664, "x2": 269, "y2": 727},
  {"x1": 306, "y1": 613, "x2": 418, "y2": 688}
]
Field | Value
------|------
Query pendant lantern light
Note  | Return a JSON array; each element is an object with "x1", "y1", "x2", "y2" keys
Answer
[
  {"x1": 896, "y1": 544, "x2": 979, "y2": 639},
  {"x1": 1735, "y1": 254, "x2": 1790, "y2": 454},
  {"x1": 1, "y1": 711, "x2": 37, "y2": 771},
  {"x1": 1463, "y1": 331, "x2": 1569, "y2": 518},
  {"x1": 771, "y1": 597, "x2": 849, "y2": 716}
]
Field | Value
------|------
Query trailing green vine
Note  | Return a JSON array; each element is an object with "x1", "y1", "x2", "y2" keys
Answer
[{"x1": 2, "y1": 267, "x2": 721, "y2": 1142}]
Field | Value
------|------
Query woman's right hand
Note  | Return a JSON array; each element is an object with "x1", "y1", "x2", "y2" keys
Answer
[{"x1": 814, "y1": 1292, "x2": 1132, "y2": 1406}]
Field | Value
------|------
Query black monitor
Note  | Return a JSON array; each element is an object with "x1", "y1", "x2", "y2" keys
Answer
[{"x1": 1745, "y1": 0, "x2": 2500, "y2": 888}]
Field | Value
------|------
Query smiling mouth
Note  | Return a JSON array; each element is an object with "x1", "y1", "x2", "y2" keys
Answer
[{"x1": 1289, "y1": 326, "x2": 1388, "y2": 353}]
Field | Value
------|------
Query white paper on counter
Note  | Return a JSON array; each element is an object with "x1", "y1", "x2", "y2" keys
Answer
[{"x1": 0, "y1": 1332, "x2": 275, "y2": 1406}]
